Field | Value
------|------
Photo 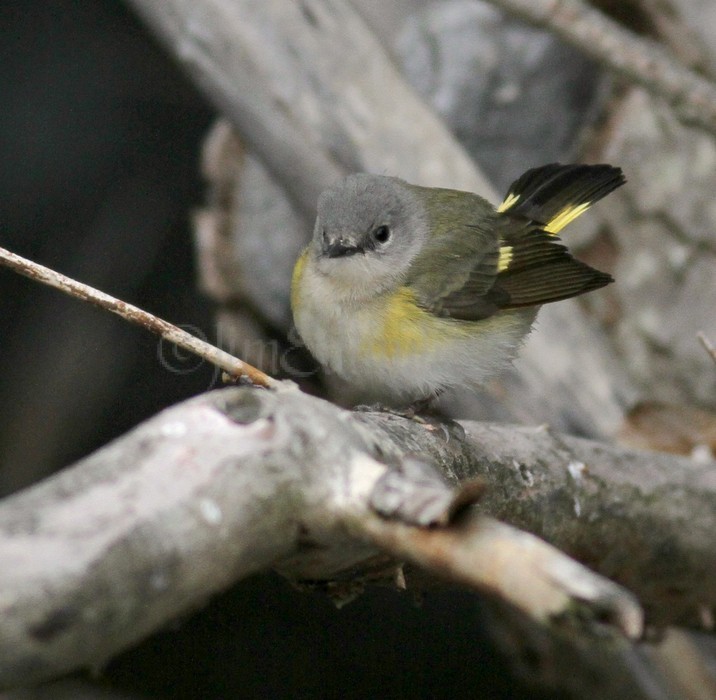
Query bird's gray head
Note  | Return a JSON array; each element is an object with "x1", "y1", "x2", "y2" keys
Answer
[{"x1": 311, "y1": 174, "x2": 428, "y2": 297}]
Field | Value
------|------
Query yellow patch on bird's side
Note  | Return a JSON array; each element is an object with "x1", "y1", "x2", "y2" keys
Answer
[
  {"x1": 363, "y1": 288, "x2": 468, "y2": 359},
  {"x1": 544, "y1": 202, "x2": 591, "y2": 234},
  {"x1": 290, "y1": 248, "x2": 309, "y2": 311},
  {"x1": 497, "y1": 192, "x2": 520, "y2": 213},
  {"x1": 497, "y1": 245, "x2": 513, "y2": 272}
]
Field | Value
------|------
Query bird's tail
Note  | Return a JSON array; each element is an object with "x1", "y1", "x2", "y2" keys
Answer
[
  {"x1": 497, "y1": 162, "x2": 625, "y2": 234},
  {"x1": 490, "y1": 163, "x2": 624, "y2": 308}
]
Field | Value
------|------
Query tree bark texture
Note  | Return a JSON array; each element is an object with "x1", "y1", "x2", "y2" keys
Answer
[{"x1": 0, "y1": 386, "x2": 712, "y2": 688}]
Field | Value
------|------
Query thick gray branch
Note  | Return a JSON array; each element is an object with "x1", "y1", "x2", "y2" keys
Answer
[
  {"x1": 356, "y1": 408, "x2": 716, "y2": 626},
  {"x1": 484, "y1": 0, "x2": 716, "y2": 135},
  {"x1": 0, "y1": 386, "x2": 713, "y2": 687},
  {"x1": 125, "y1": 0, "x2": 495, "y2": 213}
]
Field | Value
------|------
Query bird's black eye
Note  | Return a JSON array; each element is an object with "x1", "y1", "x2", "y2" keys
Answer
[{"x1": 372, "y1": 225, "x2": 391, "y2": 244}]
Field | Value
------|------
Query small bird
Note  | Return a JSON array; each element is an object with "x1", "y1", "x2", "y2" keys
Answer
[{"x1": 291, "y1": 163, "x2": 624, "y2": 406}]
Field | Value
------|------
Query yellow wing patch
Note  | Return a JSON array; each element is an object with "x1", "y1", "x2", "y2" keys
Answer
[
  {"x1": 544, "y1": 202, "x2": 591, "y2": 234},
  {"x1": 497, "y1": 245, "x2": 513, "y2": 272},
  {"x1": 497, "y1": 192, "x2": 520, "y2": 213}
]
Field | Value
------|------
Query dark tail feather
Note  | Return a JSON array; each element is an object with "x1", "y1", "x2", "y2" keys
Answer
[
  {"x1": 490, "y1": 163, "x2": 622, "y2": 309},
  {"x1": 497, "y1": 163, "x2": 625, "y2": 233},
  {"x1": 494, "y1": 257, "x2": 614, "y2": 308}
]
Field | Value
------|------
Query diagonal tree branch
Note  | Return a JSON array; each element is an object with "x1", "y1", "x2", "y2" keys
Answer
[
  {"x1": 0, "y1": 245, "x2": 277, "y2": 388},
  {"x1": 483, "y1": 0, "x2": 716, "y2": 135},
  {"x1": 124, "y1": 0, "x2": 496, "y2": 215},
  {"x1": 358, "y1": 511, "x2": 643, "y2": 637}
]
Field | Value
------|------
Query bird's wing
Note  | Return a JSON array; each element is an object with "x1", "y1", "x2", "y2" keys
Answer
[
  {"x1": 412, "y1": 163, "x2": 624, "y2": 321},
  {"x1": 404, "y1": 187, "x2": 504, "y2": 320}
]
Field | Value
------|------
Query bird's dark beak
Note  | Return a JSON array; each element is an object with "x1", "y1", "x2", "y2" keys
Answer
[{"x1": 323, "y1": 239, "x2": 363, "y2": 258}]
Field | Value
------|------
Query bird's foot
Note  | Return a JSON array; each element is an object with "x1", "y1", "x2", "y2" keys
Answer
[{"x1": 354, "y1": 393, "x2": 441, "y2": 423}]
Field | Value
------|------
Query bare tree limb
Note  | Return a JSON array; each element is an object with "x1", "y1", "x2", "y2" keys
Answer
[
  {"x1": 1, "y1": 386, "x2": 714, "y2": 687},
  {"x1": 483, "y1": 0, "x2": 716, "y2": 136},
  {"x1": 359, "y1": 512, "x2": 643, "y2": 637},
  {"x1": 124, "y1": 0, "x2": 495, "y2": 213},
  {"x1": 0, "y1": 245, "x2": 277, "y2": 388}
]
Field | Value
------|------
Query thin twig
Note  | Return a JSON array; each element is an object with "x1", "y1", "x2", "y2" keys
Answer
[
  {"x1": 697, "y1": 331, "x2": 716, "y2": 366},
  {"x1": 0, "y1": 245, "x2": 278, "y2": 388},
  {"x1": 484, "y1": 0, "x2": 716, "y2": 136}
]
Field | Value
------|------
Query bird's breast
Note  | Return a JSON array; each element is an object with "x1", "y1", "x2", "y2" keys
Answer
[{"x1": 294, "y1": 260, "x2": 465, "y2": 371}]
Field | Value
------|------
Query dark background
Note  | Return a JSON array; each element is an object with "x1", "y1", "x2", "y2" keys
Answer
[
  {"x1": 0, "y1": 2, "x2": 214, "y2": 496},
  {"x1": 0, "y1": 3, "x2": 531, "y2": 697}
]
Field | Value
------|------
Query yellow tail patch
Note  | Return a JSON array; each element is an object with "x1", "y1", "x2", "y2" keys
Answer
[
  {"x1": 497, "y1": 192, "x2": 520, "y2": 213},
  {"x1": 498, "y1": 196, "x2": 593, "y2": 234},
  {"x1": 544, "y1": 202, "x2": 591, "y2": 234}
]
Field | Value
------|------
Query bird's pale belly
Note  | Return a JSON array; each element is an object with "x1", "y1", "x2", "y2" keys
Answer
[{"x1": 294, "y1": 272, "x2": 534, "y2": 404}]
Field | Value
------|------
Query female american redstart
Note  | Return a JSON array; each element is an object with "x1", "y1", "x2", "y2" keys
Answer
[{"x1": 291, "y1": 163, "x2": 624, "y2": 405}]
